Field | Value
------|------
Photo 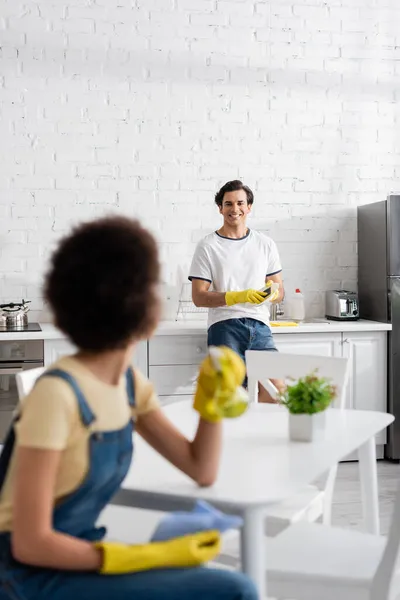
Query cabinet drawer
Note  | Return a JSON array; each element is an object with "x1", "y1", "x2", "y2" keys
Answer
[
  {"x1": 274, "y1": 333, "x2": 342, "y2": 357},
  {"x1": 149, "y1": 335, "x2": 207, "y2": 366},
  {"x1": 149, "y1": 365, "x2": 198, "y2": 396}
]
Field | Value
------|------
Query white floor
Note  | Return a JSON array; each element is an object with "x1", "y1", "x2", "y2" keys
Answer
[{"x1": 332, "y1": 460, "x2": 399, "y2": 535}]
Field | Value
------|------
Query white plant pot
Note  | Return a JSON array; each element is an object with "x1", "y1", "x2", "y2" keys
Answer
[{"x1": 289, "y1": 411, "x2": 327, "y2": 442}]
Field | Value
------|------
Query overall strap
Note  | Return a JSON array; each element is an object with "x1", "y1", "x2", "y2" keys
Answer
[
  {"x1": 43, "y1": 369, "x2": 96, "y2": 427},
  {"x1": 0, "y1": 427, "x2": 17, "y2": 493},
  {"x1": 125, "y1": 367, "x2": 136, "y2": 408},
  {"x1": 0, "y1": 367, "x2": 135, "y2": 495}
]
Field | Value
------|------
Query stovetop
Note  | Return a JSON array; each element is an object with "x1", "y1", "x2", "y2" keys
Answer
[{"x1": 0, "y1": 322, "x2": 42, "y2": 333}]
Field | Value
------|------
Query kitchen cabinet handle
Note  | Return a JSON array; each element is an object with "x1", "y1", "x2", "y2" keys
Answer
[
  {"x1": 0, "y1": 368, "x2": 23, "y2": 375},
  {"x1": 343, "y1": 338, "x2": 349, "y2": 344},
  {"x1": 196, "y1": 346, "x2": 205, "y2": 354}
]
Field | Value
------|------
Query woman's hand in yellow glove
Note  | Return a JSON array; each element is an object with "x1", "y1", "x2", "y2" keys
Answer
[
  {"x1": 225, "y1": 289, "x2": 266, "y2": 306},
  {"x1": 95, "y1": 530, "x2": 221, "y2": 575},
  {"x1": 193, "y1": 346, "x2": 247, "y2": 423}
]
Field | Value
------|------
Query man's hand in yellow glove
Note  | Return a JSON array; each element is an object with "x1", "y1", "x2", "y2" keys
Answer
[
  {"x1": 95, "y1": 530, "x2": 221, "y2": 575},
  {"x1": 225, "y1": 289, "x2": 266, "y2": 306},
  {"x1": 193, "y1": 346, "x2": 248, "y2": 422},
  {"x1": 261, "y1": 281, "x2": 280, "y2": 303}
]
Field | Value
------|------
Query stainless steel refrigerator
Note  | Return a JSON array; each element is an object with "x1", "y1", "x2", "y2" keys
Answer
[{"x1": 358, "y1": 195, "x2": 400, "y2": 460}]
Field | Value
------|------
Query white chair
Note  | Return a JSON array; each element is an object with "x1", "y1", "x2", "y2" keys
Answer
[
  {"x1": 217, "y1": 352, "x2": 349, "y2": 570},
  {"x1": 16, "y1": 367, "x2": 46, "y2": 401},
  {"x1": 246, "y1": 351, "x2": 349, "y2": 538},
  {"x1": 16, "y1": 367, "x2": 164, "y2": 544},
  {"x1": 216, "y1": 351, "x2": 350, "y2": 570},
  {"x1": 264, "y1": 480, "x2": 400, "y2": 600}
]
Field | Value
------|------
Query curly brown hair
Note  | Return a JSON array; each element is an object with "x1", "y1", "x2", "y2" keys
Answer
[{"x1": 44, "y1": 216, "x2": 160, "y2": 352}]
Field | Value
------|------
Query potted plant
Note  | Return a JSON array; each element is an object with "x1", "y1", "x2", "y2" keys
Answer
[{"x1": 278, "y1": 371, "x2": 337, "y2": 442}]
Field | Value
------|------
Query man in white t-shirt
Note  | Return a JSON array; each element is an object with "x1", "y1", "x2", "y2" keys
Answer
[{"x1": 189, "y1": 179, "x2": 284, "y2": 403}]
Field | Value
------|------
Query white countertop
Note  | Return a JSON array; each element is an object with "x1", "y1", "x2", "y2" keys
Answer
[
  {"x1": 0, "y1": 323, "x2": 66, "y2": 342},
  {"x1": 153, "y1": 318, "x2": 392, "y2": 335},
  {"x1": 0, "y1": 319, "x2": 391, "y2": 342}
]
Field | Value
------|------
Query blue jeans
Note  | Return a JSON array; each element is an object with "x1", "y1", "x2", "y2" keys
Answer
[
  {"x1": 208, "y1": 318, "x2": 277, "y2": 386},
  {"x1": 0, "y1": 564, "x2": 258, "y2": 600}
]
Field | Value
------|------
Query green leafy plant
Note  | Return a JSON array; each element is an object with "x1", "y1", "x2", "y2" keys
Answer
[{"x1": 279, "y1": 371, "x2": 337, "y2": 415}]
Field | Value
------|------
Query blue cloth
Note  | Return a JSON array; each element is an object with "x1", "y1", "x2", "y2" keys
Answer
[
  {"x1": 0, "y1": 368, "x2": 257, "y2": 600},
  {"x1": 208, "y1": 317, "x2": 278, "y2": 387},
  {"x1": 151, "y1": 500, "x2": 243, "y2": 542}
]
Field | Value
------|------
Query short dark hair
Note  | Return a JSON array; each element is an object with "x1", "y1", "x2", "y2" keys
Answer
[
  {"x1": 214, "y1": 180, "x2": 254, "y2": 208},
  {"x1": 44, "y1": 216, "x2": 160, "y2": 352}
]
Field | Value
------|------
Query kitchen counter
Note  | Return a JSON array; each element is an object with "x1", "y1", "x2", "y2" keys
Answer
[
  {"x1": 154, "y1": 318, "x2": 392, "y2": 335},
  {"x1": 0, "y1": 323, "x2": 67, "y2": 342},
  {"x1": 0, "y1": 319, "x2": 391, "y2": 342}
]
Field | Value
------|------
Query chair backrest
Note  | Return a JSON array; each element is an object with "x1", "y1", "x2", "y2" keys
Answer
[
  {"x1": 245, "y1": 351, "x2": 349, "y2": 409},
  {"x1": 16, "y1": 367, "x2": 46, "y2": 401},
  {"x1": 372, "y1": 479, "x2": 400, "y2": 600}
]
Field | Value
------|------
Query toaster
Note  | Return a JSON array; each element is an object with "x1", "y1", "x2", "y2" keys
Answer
[{"x1": 325, "y1": 290, "x2": 359, "y2": 321}]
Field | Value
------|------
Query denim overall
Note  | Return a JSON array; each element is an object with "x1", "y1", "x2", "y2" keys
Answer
[{"x1": 0, "y1": 369, "x2": 257, "y2": 600}]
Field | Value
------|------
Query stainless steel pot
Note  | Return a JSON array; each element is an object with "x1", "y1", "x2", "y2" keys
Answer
[{"x1": 0, "y1": 300, "x2": 30, "y2": 329}]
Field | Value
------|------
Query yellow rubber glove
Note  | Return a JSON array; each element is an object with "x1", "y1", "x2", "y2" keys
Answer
[
  {"x1": 193, "y1": 346, "x2": 247, "y2": 423},
  {"x1": 95, "y1": 530, "x2": 221, "y2": 575},
  {"x1": 225, "y1": 289, "x2": 266, "y2": 306}
]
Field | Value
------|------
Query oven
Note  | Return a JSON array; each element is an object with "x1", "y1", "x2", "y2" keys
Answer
[{"x1": 0, "y1": 340, "x2": 44, "y2": 443}]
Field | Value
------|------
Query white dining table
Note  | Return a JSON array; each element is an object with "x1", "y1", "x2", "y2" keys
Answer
[{"x1": 114, "y1": 402, "x2": 394, "y2": 598}]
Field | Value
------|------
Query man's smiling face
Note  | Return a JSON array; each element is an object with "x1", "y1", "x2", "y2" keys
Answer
[{"x1": 219, "y1": 189, "x2": 251, "y2": 227}]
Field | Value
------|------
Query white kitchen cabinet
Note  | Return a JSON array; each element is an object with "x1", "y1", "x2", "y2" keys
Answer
[
  {"x1": 148, "y1": 332, "x2": 343, "y2": 404},
  {"x1": 44, "y1": 339, "x2": 148, "y2": 375},
  {"x1": 44, "y1": 339, "x2": 76, "y2": 365},
  {"x1": 134, "y1": 342, "x2": 148, "y2": 376},
  {"x1": 149, "y1": 365, "x2": 198, "y2": 396},
  {"x1": 149, "y1": 335, "x2": 207, "y2": 366},
  {"x1": 341, "y1": 331, "x2": 387, "y2": 444},
  {"x1": 274, "y1": 332, "x2": 342, "y2": 358},
  {"x1": 148, "y1": 335, "x2": 207, "y2": 404}
]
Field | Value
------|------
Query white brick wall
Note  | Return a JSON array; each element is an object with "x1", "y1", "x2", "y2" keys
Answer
[{"x1": 1, "y1": 0, "x2": 400, "y2": 320}]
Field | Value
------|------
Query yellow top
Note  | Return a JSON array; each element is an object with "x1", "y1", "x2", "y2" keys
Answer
[{"x1": 0, "y1": 356, "x2": 159, "y2": 532}]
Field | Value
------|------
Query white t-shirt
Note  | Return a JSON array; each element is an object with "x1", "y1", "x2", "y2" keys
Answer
[{"x1": 189, "y1": 229, "x2": 282, "y2": 328}]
